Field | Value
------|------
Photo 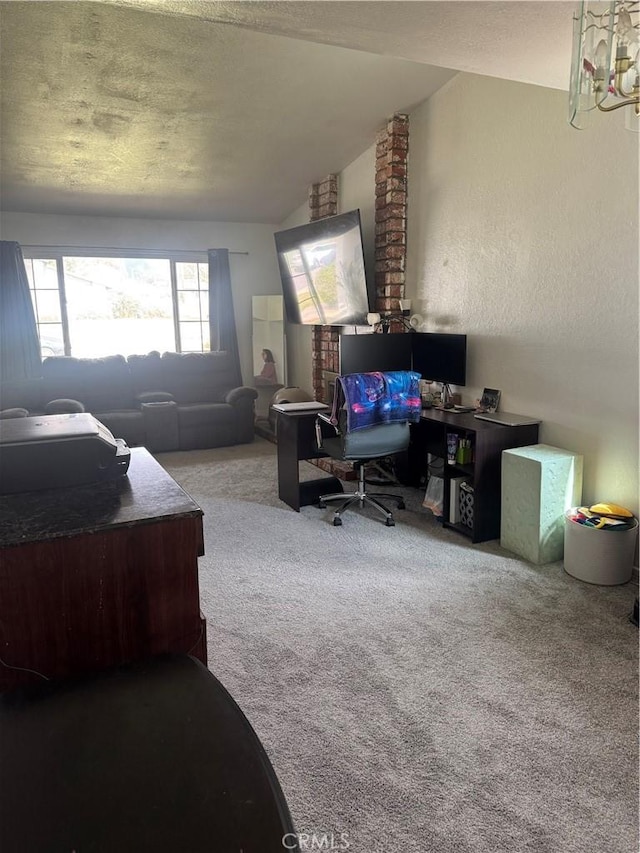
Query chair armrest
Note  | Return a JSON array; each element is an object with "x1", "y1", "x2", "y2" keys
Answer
[
  {"x1": 315, "y1": 412, "x2": 339, "y2": 450},
  {"x1": 225, "y1": 386, "x2": 259, "y2": 406}
]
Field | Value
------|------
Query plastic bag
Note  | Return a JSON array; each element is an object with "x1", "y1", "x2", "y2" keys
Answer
[{"x1": 423, "y1": 475, "x2": 444, "y2": 517}]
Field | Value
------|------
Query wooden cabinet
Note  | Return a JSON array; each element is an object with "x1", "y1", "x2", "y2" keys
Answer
[
  {"x1": 0, "y1": 448, "x2": 206, "y2": 692},
  {"x1": 409, "y1": 410, "x2": 539, "y2": 543}
]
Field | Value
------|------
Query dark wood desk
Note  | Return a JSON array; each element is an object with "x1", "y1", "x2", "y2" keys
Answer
[
  {"x1": 0, "y1": 448, "x2": 207, "y2": 692},
  {"x1": 276, "y1": 407, "x2": 539, "y2": 542},
  {"x1": 276, "y1": 407, "x2": 342, "y2": 511}
]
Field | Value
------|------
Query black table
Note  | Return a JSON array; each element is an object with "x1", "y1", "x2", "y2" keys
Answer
[
  {"x1": 0, "y1": 655, "x2": 298, "y2": 852},
  {"x1": 276, "y1": 408, "x2": 342, "y2": 511}
]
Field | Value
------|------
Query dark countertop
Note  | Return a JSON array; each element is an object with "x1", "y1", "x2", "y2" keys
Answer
[{"x1": 0, "y1": 447, "x2": 202, "y2": 549}]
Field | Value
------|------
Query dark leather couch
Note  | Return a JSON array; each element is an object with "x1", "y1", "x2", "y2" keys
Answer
[{"x1": 0, "y1": 351, "x2": 258, "y2": 451}]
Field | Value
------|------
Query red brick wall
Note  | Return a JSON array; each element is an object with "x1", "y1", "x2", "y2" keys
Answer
[
  {"x1": 308, "y1": 114, "x2": 409, "y2": 397},
  {"x1": 375, "y1": 114, "x2": 409, "y2": 333}
]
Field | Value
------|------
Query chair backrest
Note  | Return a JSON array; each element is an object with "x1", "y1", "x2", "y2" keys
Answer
[
  {"x1": 324, "y1": 370, "x2": 421, "y2": 460},
  {"x1": 330, "y1": 370, "x2": 421, "y2": 432}
]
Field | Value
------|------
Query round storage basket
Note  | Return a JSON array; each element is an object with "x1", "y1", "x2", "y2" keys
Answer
[{"x1": 563, "y1": 511, "x2": 638, "y2": 585}]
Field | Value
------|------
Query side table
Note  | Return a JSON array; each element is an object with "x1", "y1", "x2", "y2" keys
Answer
[{"x1": 501, "y1": 443, "x2": 583, "y2": 564}]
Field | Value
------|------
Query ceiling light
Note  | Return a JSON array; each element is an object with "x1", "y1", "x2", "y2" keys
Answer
[{"x1": 569, "y1": 1, "x2": 640, "y2": 130}]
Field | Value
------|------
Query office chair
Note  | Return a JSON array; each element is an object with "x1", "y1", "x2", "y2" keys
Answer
[{"x1": 315, "y1": 370, "x2": 421, "y2": 526}]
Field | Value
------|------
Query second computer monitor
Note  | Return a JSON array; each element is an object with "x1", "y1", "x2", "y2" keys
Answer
[{"x1": 411, "y1": 332, "x2": 467, "y2": 386}]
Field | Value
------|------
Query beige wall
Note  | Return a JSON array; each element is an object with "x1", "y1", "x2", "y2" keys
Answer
[{"x1": 406, "y1": 74, "x2": 639, "y2": 512}]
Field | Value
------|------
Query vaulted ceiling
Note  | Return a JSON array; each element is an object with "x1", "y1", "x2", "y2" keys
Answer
[{"x1": 0, "y1": 1, "x2": 575, "y2": 223}]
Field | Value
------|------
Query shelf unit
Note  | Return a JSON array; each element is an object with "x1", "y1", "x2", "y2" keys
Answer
[{"x1": 409, "y1": 410, "x2": 539, "y2": 543}]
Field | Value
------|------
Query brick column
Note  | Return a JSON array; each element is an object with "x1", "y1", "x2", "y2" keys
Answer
[
  {"x1": 375, "y1": 114, "x2": 409, "y2": 334},
  {"x1": 309, "y1": 174, "x2": 339, "y2": 402}
]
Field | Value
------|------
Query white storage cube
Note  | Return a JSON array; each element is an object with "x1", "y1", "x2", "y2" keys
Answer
[{"x1": 501, "y1": 444, "x2": 583, "y2": 564}]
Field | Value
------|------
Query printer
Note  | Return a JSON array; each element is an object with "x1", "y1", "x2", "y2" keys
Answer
[{"x1": 0, "y1": 413, "x2": 131, "y2": 494}]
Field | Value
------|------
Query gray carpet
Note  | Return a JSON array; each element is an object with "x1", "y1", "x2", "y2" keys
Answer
[{"x1": 158, "y1": 438, "x2": 638, "y2": 853}]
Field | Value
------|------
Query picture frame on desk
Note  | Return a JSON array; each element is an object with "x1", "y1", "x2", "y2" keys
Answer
[{"x1": 479, "y1": 388, "x2": 501, "y2": 413}]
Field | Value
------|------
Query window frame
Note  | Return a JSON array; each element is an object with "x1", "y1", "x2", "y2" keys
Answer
[{"x1": 22, "y1": 247, "x2": 210, "y2": 358}]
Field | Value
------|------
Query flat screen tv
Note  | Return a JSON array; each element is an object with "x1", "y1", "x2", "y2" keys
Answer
[
  {"x1": 340, "y1": 332, "x2": 413, "y2": 376},
  {"x1": 411, "y1": 332, "x2": 467, "y2": 386},
  {"x1": 274, "y1": 209, "x2": 370, "y2": 326}
]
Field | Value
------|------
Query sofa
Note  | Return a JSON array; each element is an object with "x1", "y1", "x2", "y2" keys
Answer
[{"x1": 0, "y1": 351, "x2": 258, "y2": 452}]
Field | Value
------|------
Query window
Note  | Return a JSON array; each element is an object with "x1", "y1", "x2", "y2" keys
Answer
[
  {"x1": 24, "y1": 258, "x2": 66, "y2": 357},
  {"x1": 175, "y1": 262, "x2": 210, "y2": 353},
  {"x1": 23, "y1": 252, "x2": 210, "y2": 359}
]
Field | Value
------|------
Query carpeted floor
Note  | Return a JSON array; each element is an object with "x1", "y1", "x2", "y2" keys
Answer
[{"x1": 159, "y1": 438, "x2": 638, "y2": 853}]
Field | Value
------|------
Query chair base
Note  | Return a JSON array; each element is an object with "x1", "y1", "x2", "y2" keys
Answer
[{"x1": 318, "y1": 462, "x2": 405, "y2": 526}]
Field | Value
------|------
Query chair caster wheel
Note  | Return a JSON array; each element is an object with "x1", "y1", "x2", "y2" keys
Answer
[
  {"x1": 398, "y1": 500, "x2": 406, "y2": 510},
  {"x1": 333, "y1": 516, "x2": 343, "y2": 526},
  {"x1": 385, "y1": 518, "x2": 395, "y2": 527},
  {"x1": 318, "y1": 500, "x2": 326, "y2": 509}
]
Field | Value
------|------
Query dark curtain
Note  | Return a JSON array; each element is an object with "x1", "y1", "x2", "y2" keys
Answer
[
  {"x1": 0, "y1": 241, "x2": 42, "y2": 382},
  {"x1": 208, "y1": 248, "x2": 242, "y2": 387}
]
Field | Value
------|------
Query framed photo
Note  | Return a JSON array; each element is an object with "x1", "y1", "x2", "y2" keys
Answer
[{"x1": 479, "y1": 388, "x2": 501, "y2": 413}]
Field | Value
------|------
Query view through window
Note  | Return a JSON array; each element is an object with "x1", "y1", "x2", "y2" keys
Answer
[{"x1": 24, "y1": 254, "x2": 210, "y2": 359}]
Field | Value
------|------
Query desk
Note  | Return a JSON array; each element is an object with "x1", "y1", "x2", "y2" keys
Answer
[
  {"x1": 0, "y1": 448, "x2": 207, "y2": 692},
  {"x1": 276, "y1": 408, "x2": 539, "y2": 542},
  {"x1": 410, "y1": 409, "x2": 539, "y2": 542},
  {"x1": 276, "y1": 408, "x2": 343, "y2": 511}
]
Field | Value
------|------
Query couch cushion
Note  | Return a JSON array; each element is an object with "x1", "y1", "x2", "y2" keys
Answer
[
  {"x1": 128, "y1": 352, "x2": 165, "y2": 396},
  {"x1": 42, "y1": 357, "x2": 87, "y2": 406},
  {"x1": 177, "y1": 403, "x2": 236, "y2": 429},
  {"x1": 82, "y1": 356, "x2": 135, "y2": 412},
  {"x1": 161, "y1": 352, "x2": 237, "y2": 404},
  {"x1": 177, "y1": 403, "x2": 238, "y2": 450}
]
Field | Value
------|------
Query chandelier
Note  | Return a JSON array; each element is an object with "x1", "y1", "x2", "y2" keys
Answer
[{"x1": 569, "y1": 1, "x2": 640, "y2": 130}]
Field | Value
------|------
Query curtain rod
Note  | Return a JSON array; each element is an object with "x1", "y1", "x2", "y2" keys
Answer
[{"x1": 20, "y1": 245, "x2": 249, "y2": 255}]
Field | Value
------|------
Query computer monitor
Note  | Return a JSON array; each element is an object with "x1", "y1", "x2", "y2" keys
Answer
[
  {"x1": 411, "y1": 333, "x2": 467, "y2": 386},
  {"x1": 339, "y1": 333, "x2": 413, "y2": 375}
]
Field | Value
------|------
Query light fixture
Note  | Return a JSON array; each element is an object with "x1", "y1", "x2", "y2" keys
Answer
[
  {"x1": 569, "y1": 1, "x2": 640, "y2": 130},
  {"x1": 366, "y1": 308, "x2": 423, "y2": 334}
]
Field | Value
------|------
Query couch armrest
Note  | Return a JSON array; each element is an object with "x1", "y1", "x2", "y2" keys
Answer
[{"x1": 224, "y1": 386, "x2": 258, "y2": 406}]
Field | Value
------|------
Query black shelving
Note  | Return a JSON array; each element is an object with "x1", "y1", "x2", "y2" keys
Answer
[{"x1": 409, "y1": 410, "x2": 539, "y2": 543}]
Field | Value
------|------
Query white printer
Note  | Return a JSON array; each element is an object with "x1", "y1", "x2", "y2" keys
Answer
[{"x1": 0, "y1": 413, "x2": 130, "y2": 494}]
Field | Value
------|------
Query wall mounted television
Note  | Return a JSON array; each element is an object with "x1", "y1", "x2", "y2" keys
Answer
[
  {"x1": 274, "y1": 209, "x2": 371, "y2": 326},
  {"x1": 411, "y1": 332, "x2": 467, "y2": 386}
]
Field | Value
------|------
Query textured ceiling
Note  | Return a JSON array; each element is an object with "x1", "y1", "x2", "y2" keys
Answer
[{"x1": 0, "y1": 1, "x2": 575, "y2": 223}]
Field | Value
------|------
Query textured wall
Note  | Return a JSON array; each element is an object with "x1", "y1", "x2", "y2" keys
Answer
[{"x1": 406, "y1": 74, "x2": 639, "y2": 512}]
